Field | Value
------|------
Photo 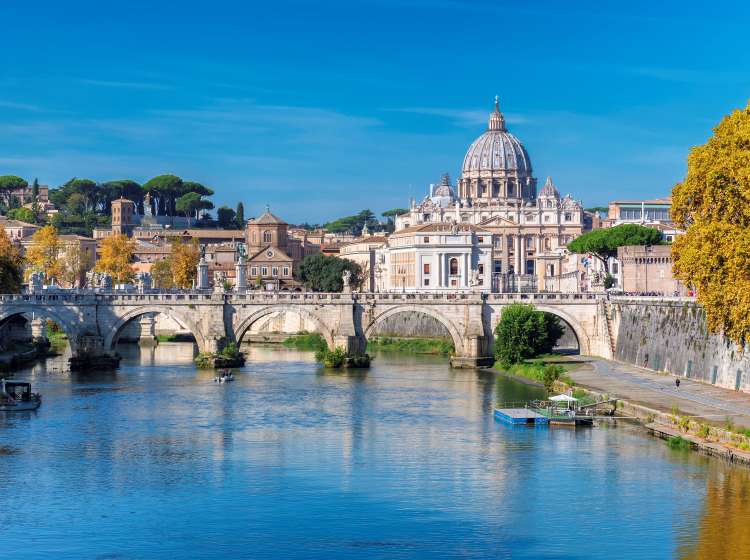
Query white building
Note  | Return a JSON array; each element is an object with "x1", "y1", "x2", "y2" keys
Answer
[{"x1": 372, "y1": 223, "x2": 492, "y2": 292}]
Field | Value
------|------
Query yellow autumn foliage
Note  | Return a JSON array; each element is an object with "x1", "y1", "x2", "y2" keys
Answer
[
  {"x1": 25, "y1": 225, "x2": 64, "y2": 281},
  {"x1": 95, "y1": 234, "x2": 136, "y2": 284},
  {"x1": 671, "y1": 101, "x2": 750, "y2": 345}
]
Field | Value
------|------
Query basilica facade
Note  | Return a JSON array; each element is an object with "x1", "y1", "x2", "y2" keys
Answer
[{"x1": 389, "y1": 98, "x2": 591, "y2": 292}]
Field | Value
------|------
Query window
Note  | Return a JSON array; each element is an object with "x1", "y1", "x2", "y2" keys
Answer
[
  {"x1": 544, "y1": 215, "x2": 550, "y2": 222},
  {"x1": 423, "y1": 236, "x2": 430, "y2": 243},
  {"x1": 478, "y1": 264, "x2": 484, "y2": 275},
  {"x1": 477, "y1": 236, "x2": 484, "y2": 243},
  {"x1": 423, "y1": 278, "x2": 430, "y2": 286},
  {"x1": 449, "y1": 258, "x2": 459, "y2": 275},
  {"x1": 272, "y1": 267, "x2": 279, "y2": 276},
  {"x1": 493, "y1": 260, "x2": 502, "y2": 273},
  {"x1": 261, "y1": 266, "x2": 268, "y2": 276},
  {"x1": 564, "y1": 212, "x2": 572, "y2": 222},
  {"x1": 263, "y1": 230, "x2": 272, "y2": 243},
  {"x1": 283, "y1": 266, "x2": 289, "y2": 276},
  {"x1": 423, "y1": 263, "x2": 430, "y2": 274}
]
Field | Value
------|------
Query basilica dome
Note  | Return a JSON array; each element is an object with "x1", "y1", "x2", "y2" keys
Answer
[{"x1": 461, "y1": 98, "x2": 531, "y2": 176}]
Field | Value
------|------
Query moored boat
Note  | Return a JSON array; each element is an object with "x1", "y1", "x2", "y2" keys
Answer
[{"x1": 0, "y1": 379, "x2": 42, "y2": 411}]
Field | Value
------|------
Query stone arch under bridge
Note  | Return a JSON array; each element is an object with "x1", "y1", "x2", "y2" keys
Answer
[
  {"x1": 103, "y1": 305, "x2": 209, "y2": 352},
  {"x1": 363, "y1": 304, "x2": 466, "y2": 356},
  {"x1": 231, "y1": 304, "x2": 336, "y2": 349},
  {"x1": 486, "y1": 302, "x2": 591, "y2": 355},
  {"x1": 0, "y1": 305, "x2": 83, "y2": 352}
]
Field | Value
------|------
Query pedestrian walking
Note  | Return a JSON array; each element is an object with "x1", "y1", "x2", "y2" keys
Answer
[{"x1": 675, "y1": 378, "x2": 681, "y2": 389}]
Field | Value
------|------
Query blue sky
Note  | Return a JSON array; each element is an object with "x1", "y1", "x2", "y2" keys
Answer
[{"x1": 2, "y1": 0, "x2": 749, "y2": 223}]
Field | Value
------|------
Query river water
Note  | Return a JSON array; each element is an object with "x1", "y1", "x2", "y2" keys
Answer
[{"x1": 2, "y1": 343, "x2": 749, "y2": 559}]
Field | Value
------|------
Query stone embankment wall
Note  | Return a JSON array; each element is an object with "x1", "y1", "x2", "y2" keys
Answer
[{"x1": 611, "y1": 299, "x2": 750, "y2": 393}]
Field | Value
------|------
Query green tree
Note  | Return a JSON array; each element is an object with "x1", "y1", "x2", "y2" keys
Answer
[
  {"x1": 6, "y1": 207, "x2": 35, "y2": 224},
  {"x1": 31, "y1": 178, "x2": 39, "y2": 200},
  {"x1": 101, "y1": 180, "x2": 143, "y2": 214},
  {"x1": 176, "y1": 192, "x2": 213, "y2": 225},
  {"x1": 566, "y1": 224, "x2": 663, "y2": 272},
  {"x1": 381, "y1": 208, "x2": 408, "y2": 233},
  {"x1": 143, "y1": 174, "x2": 183, "y2": 217},
  {"x1": 493, "y1": 303, "x2": 564, "y2": 366},
  {"x1": 324, "y1": 209, "x2": 378, "y2": 235},
  {"x1": 0, "y1": 175, "x2": 27, "y2": 209},
  {"x1": 217, "y1": 206, "x2": 237, "y2": 229},
  {"x1": 671, "y1": 101, "x2": 750, "y2": 346},
  {"x1": 295, "y1": 253, "x2": 362, "y2": 292},
  {"x1": 235, "y1": 202, "x2": 245, "y2": 229}
]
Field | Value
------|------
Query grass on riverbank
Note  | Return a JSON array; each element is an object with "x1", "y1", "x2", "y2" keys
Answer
[
  {"x1": 282, "y1": 332, "x2": 327, "y2": 350},
  {"x1": 494, "y1": 355, "x2": 574, "y2": 388},
  {"x1": 367, "y1": 336, "x2": 454, "y2": 355},
  {"x1": 156, "y1": 334, "x2": 196, "y2": 343}
]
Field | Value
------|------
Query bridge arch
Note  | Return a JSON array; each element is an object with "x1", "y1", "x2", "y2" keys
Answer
[
  {"x1": 364, "y1": 305, "x2": 465, "y2": 355},
  {"x1": 232, "y1": 305, "x2": 335, "y2": 349},
  {"x1": 516, "y1": 305, "x2": 589, "y2": 355},
  {"x1": 0, "y1": 306, "x2": 81, "y2": 352},
  {"x1": 104, "y1": 306, "x2": 207, "y2": 352}
]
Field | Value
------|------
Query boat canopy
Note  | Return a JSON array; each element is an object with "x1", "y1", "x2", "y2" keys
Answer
[{"x1": 549, "y1": 394, "x2": 578, "y2": 402}]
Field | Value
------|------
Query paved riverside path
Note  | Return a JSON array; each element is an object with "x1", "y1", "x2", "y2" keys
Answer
[{"x1": 564, "y1": 357, "x2": 750, "y2": 430}]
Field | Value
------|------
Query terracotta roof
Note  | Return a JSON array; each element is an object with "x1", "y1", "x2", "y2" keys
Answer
[
  {"x1": 392, "y1": 223, "x2": 491, "y2": 235},
  {"x1": 0, "y1": 217, "x2": 39, "y2": 228},
  {"x1": 251, "y1": 210, "x2": 287, "y2": 225}
]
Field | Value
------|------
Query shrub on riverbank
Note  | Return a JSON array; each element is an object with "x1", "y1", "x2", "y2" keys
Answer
[
  {"x1": 494, "y1": 303, "x2": 564, "y2": 366},
  {"x1": 367, "y1": 336, "x2": 454, "y2": 355},
  {"x1": 494, "y1": 358, "x2": 573, "y2": 391},
  {"x1": 667, "y1": 436, "x2": 691, "y2": 450},
  {"x1": 194, "y1": 342, "x2": 245, "y2": 369},
  {"x1": 314, "y1": 346, "x2": 370, "y2": 368}
]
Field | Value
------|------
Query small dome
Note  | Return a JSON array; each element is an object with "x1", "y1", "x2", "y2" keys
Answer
[
  {"x1": 461, "y1": 97, "x2": 531, "y2": 176},
  {"x1": 427, "y1": 173, "x2": 455, "y2": 209}
]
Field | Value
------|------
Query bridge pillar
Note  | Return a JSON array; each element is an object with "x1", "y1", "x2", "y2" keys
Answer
[
  {"x1": 68, "y1": 335, "x2": 121, "y2": 371},
  {"x1": 449, "y1": 299, "x2": 494, "y2": 368},
  {"x1": 450, "y1": 335, "x2": 495, "y2": 368},
  {"x1": 30, "y1": 317, "x2": 46, "y2": 340}
]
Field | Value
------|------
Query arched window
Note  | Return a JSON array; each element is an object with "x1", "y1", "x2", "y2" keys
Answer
[
  {"x1": 449, "y1": 258, "x2": 459, "y2": 276},
  {"x1": 263, "y1": 230, "x2": 272, "y2": 243}
]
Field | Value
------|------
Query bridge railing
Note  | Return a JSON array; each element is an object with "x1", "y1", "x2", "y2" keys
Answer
[{"x1": 485, "y1": 292, "x2": 601, "y2": 303}]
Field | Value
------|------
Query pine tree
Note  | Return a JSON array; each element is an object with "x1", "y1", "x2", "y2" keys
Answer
[{"x1": 235, "y1": 202, "x2": 245, "y2": 229}]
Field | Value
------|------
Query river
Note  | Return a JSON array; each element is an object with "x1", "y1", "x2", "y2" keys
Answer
[{"x1": 1, "y1": 343, "x2": 749, "y2": 559}]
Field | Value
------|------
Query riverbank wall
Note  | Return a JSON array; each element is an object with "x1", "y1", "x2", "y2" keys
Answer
[{"x1": 610, "y1": 298, "x2": 750, "y2": 393}]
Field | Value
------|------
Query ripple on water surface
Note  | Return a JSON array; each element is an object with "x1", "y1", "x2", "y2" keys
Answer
[{"x1": 1, "y1": 343, "x2": 749, "y2": 559}]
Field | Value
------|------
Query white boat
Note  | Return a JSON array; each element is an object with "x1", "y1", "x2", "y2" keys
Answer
[
  {"x1": 0, "y1": 379, "x2": 42, "y2": 411},
  {"x1": 214, "y1": 370, "x2": 234, "y2": 384}
]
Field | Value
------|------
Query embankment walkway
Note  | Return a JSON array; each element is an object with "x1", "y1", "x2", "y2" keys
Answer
[{"x1": 567, "y1": 358, "x2": 750, "y2": 430}]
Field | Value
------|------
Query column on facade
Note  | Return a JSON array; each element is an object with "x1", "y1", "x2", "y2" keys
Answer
[
  {"x1": 520, "y1": 235, "x2": 527, "y2": 275},
  {"x1": 463, "y1": 252, "x2": 470, "y2": 288},
  {"x1": 515, "y1": 235, "x2": 522, "y2": 274}
]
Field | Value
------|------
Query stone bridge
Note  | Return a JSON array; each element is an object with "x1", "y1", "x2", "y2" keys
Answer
[{"x1": 0, "y1": 291, "x2": 613, "y2": 369}]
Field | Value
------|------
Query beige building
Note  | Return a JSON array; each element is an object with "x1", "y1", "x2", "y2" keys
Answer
[
  {"x1": 394, "y1": 98, "x2": 590, "y2": 291},
  {"x1": 616, "y1": 245, "x2": 687, "y2": 295},
  {"x1": 0, "y1": 216, "x2": 40, "y2": 240},
  {"x1": 339, "y1": 234, "x2": 389, "y2": 291}
]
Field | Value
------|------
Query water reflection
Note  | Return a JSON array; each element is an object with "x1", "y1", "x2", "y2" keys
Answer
[
  {"x1": 1, "y1": 343, "x2": 749, "y2": 559},
  {"x1": 680, "y1": 463, "x2": 750, "y2": 559}
]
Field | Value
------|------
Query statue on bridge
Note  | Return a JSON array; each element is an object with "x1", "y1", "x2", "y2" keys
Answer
[{"x1": 342, "y1": 269, "x2": 352, "y2": 293}]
